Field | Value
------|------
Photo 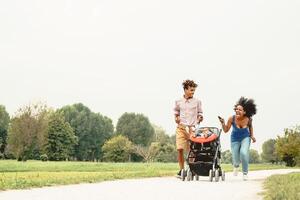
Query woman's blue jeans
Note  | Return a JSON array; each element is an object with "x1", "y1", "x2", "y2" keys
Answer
[{"x1": 231, "y1": 137, "x2": 251, "y2": 174}]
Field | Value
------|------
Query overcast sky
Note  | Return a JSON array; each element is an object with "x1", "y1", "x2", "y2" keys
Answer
[{"x1": 1, "y1": 0, "x2": 299, "y2": 152}]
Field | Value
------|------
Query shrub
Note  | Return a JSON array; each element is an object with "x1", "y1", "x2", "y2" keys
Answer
[{"x1": 40, "y1": 154, "x2": 48, "y2": 162}]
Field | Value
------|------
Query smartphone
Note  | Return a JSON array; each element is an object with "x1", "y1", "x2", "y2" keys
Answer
[{"x1": 218, "y1": 116, "x2": 222, "y2": 120}]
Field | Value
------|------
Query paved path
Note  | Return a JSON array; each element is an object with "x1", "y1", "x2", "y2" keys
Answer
[{"x1": 0, "y1": 169, "x2": 299, "y2": 200}]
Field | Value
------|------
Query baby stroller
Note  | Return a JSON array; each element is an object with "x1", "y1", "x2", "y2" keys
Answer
[{"x1": 181, "y1": 126, "x2": 225, "y2": 182}]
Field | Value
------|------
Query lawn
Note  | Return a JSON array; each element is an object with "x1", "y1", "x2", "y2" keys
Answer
[
  {"x1": 0, "y1": 160, "x2": 293, "y2": 190},
  {"x1": 261, "y1": 172, "x2": 300, "y2": 200}
]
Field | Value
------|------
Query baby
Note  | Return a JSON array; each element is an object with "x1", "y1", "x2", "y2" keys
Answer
[
  {"x1": 201, "y1": 128, "x2": 210, "y2": 138},
  {"x1": 193, "y1": 128, "x2": 211, "y2": 138}
]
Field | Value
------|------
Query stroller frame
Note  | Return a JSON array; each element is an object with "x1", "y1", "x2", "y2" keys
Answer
[{"x1": 181, "y1": 126, "x2": 225, "y2": 182}]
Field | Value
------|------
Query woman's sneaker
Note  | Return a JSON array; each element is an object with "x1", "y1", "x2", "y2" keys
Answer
[
  {"x1": 233, "y1": 167, "x2": 239, "y2": 176},
  {"x1": 243, "y1": 174, "x2": 248, "y2": 181}
]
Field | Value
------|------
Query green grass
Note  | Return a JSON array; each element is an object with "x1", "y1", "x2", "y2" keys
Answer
[
  {"x1": 0, "y1": 160, "x2": 294, "y2": 190},
  {"x1": 261, "y1": 172, "x2": 300, "y2": 200}
]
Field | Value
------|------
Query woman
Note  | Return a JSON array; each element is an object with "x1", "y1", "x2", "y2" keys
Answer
[{"x1": 218, "y1": 97, "x2": 257, "y2": 181}]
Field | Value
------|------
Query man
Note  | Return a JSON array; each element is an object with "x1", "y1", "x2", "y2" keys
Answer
[{"x1": 174, "y1": 79, "x2": 203, "y2": 177}]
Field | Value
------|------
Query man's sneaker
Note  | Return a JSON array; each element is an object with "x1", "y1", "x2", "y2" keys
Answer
[
  {"x1": 243, "y1": 174, "x2": 248, "y2": 181},
  {"x1": 233, "y1": 167, "x2": 239, "y2": 176},
  {"x1": 176, "y1": 170, "x2": 181, "y2": 178}
]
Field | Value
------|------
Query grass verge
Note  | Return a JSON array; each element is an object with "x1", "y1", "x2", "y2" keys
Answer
[
  {"x1": 0, "y1": 160, "x2": 295, "y2": 190},
  {"x1": 261, "y1": 172, "x2": 300, "y2": 200}
]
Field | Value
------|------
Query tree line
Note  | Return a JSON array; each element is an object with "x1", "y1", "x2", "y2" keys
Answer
[
  {"x1": 0, "y1": 103, "x2": 299, "y2": 165},
  {"x1": 260, "y1": 126, "x2": 300, "y2": 166},
  {"x1": 0, "y1": 103, "x2": 176, "y2": 162}
]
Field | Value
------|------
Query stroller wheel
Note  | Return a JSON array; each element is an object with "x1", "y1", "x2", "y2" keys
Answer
[
  {"x1": 221, "y1": 170, "x2": 225, "y2": 181},
  {"x1": 215, "y1": 170, "x2": 220, "y2": 182},
  {"x1": 186, "y1": 169, "x2": 192, "y2": 181},
  {"x1": 209, "y1": 169, "x2": 213, "y2": 182},
  {"x1": 195, "y1": 175, "x2": 199, "y2": 181}
]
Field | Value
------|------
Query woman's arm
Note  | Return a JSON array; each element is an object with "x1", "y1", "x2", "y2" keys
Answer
[
  {"x1": 219, "y1": 116, "x2": 232, "y2": 133},
  {"x1": 249, "y1": 119, "x2": 256, "y2": 143}
]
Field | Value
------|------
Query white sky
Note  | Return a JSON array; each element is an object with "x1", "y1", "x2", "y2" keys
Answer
[{"x1": 1, "y1": 0, "x2": 300, "y2": 152}]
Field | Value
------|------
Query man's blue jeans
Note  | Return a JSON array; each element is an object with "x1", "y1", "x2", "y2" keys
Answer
[{"x1": 231, "y1": 137, "x2": 251, "y2": 174}]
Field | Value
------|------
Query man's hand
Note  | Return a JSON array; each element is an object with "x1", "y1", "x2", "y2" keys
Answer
[
  {"x1": 197, "y1": 115, "x2": 203, "y2": 123},
  {"x1": 175, "y1": 116, "x2": 180, "y2": 124}
]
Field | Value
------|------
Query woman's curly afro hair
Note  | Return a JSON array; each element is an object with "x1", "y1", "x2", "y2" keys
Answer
[{"x1": 234, "y1": 96, "x2": 257, "y2": 118}]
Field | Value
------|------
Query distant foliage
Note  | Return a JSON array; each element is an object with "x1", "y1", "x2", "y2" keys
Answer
[
  {"x1": 3, "y1": 103, "x2": 179, "y2": 163},
  {"x1": 40, "y1": 154, "x2": 48, "y2": 161},
  {"x1": 116, "y1": 113, "x2": 154, "y2": 146},
  {"x1": 276, "y1": 126, "x2": 300, "y2": 167},
  {"x1": 151, "y1": 125, "x2": 172, "y2": 144},
  {"x1": 7, "y1": 103, "x2": 49, "y2": 161},
  {"x1": 221, "y1": 150, "x2": 232, "y2": 164},
  {"x1": 132, "y1": 124, "x2": 177, "y2": 163},
  {"x1": 45, "y1": 112, "x2": 78, "y2": 161},
  {"x1": 0, "y1": 105, "x2": 10, "y2": 158},
  {"x1": 135, "y1": 142, "x2": 160, "y2": 162},
  {"x1": 154, "y1": 143, "x2": 177, "y2": 162},
  {"x1": 249, "y1": 149, "x2": 261, "y2": 163},
  {"x1": 150, "y1": 125, "x2": 177, "y2": 162},
  {"x1": 102, "y1": 135, "x2": 134, "y2": 162},
  {"x1": 261, "y1": 139, "x2": 279, "y2": 163},
  {"x1": 221, "y1": 149, "x2": 260, "y2": 164},
  {"x1": 59, "y1": 103, "x2": 114, "y2": 161}
]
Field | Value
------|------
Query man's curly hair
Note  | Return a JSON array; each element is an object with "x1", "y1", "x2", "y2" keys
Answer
[
  {"x1": 182, "y1": 79, "x2": 198, "y2": 90},
  {"x1": 234, "y1": 96, "x2": 257, "y2": 118}
]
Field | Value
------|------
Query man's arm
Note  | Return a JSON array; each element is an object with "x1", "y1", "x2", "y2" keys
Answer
[
  {"x1": 197, "y1": 100, "x2": 203, "y2": 123},
  {"x1": 174, "y1": 100, "x2": 180, "y2": 124}
]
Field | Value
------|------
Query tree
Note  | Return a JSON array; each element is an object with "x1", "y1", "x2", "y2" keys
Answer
[
  {"x1": 261, "y1": 139, "x2": 278, "y2": 163},
  {"x1": 102, "y1": 135, "x2": 134, "y2": 162},
  {"x1": 45, "y1": 112, "x2": 78, "y2": 161},
  {"x1": 116, "y1": 113, "x2": 154, "y2": 146},
  {"x1": 134, "y1": 125, "x2": 177, "y2": 163},
  {"x1": 221, "y1": 150, "x2": 232, "y2": 164},
  {"x1": 151, "y1": 124, "x2": 171, "y2": 144},
  {"x1": 0, "y1": 105, "x2": 10, "y2": 158},
  {"x1": 7, "y1": 103, "x2": 49, "y2": 161},
  {"x1": 135, "y1": 142, "x2": 160, "y2": 162},
  {"x1": 276, "y1": 126, "x2": 300, "y2": 167},
  {"x1": 170, "y1": 134, "x2": 176, "y2": 145},
  {"x1": 249, "y1": 149, "x2": 260, "y2": 163},
  {"x1": 154, "y1": 143, "x2": 177, "y2": 162},
  {"x1": 59, "y1": 103, "x2": 114, "y2": 161},
  {"x1": 149, "y1": 125, "x2": 177, "y2": 162}
]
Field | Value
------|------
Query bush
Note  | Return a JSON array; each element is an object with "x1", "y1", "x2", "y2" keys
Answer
[
  {"x1": 102, "y1": 135, "x2": 134, "y2": 162},
  {"x1": 40, "y1": 154, "x2": 48, "y2": 162},
  {"x1": 276, "y1": 126, "x2": 300, "y2": 166}
]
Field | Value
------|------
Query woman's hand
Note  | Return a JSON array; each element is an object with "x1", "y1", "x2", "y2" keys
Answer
[
  {"x1": 218, "y1": 116, "x2": 225, "y2": 124},
  {"x1": 250, "y1": 136, "x2": 256, "y2": 143}
]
